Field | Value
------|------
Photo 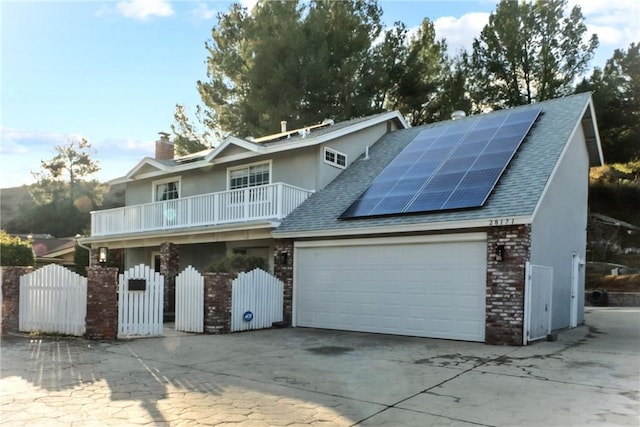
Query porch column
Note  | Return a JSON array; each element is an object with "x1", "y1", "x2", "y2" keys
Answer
[
  {"x1": 160, "y1": 242, "x2": 180, "y2": 314},
  {"x1": 273, "y1": 239, "x2": 294, "y2": 324}
]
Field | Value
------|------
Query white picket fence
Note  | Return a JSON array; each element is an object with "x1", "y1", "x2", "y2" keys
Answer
[
  {"x1": 231, "y1": 268, "x2": 283, "y2": 332},
  {"x1": 19, "y1": 264, "x2": 87, "y2": 336},
  {"x1": 118, "y1": 264, "x2": 164, "y2": 338},
  {"x1": 175, "y1": 266, "x2": 204, "y2": 333}
]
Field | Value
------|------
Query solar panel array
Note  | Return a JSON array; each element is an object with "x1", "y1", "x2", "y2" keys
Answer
[{"x1": 341, "y1": 108, "x2": 542, "y2": 218}]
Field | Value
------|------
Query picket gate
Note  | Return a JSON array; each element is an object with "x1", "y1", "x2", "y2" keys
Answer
[
  {"x1": 19, "y1": 264, "x2": 87, "y2": 336},
  {"x1": 231, "y1": 268, "x2": 283, "y2": 332},
  {"x1": 118, "y1": 264, "x2": 164, "y2": 338},
  {"x1": 175, "y1": 266, "x2": 204, "y2": 333}
]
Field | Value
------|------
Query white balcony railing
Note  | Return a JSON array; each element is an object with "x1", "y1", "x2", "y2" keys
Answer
[{"x1": 91, "y1": 182, "x2": 314, "y2": 237}]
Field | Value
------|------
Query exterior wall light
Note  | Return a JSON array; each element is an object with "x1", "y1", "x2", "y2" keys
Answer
[
  {"x1": 98, "y1": 247, "x2": 108, "y2": 266},
  {"x1": 495, "y1": 245, "x2": 505, "y2": 262}
]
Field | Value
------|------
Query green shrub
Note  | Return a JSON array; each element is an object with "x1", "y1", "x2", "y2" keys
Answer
[
  {"x1": 0, "y1": 230, "x2": 34, "y2": 266},
  {"x1": 205, "y1": 253, "x2": 266, "y2": 274}
]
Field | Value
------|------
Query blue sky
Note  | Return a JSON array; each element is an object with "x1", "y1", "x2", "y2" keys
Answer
[{"x1": 1, "y1": 0, "x2": 638, "y2": 188}]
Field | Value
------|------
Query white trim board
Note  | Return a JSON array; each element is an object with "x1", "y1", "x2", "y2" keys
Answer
[
  {"x1": 276, "y1": 216, "x2": 531, "y2": 239},
  {"x1": 293, "y1": 232, "x2": 488, "y2": 249}
]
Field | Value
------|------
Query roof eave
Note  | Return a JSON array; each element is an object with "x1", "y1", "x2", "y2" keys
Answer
[
  {"x1": 274, "y1": 215, "x2": 533, "y2": 239},
  {"x1": 114, "y1": 111, "x2": 408, "y2": 182},
  {"x1": 584, "y1": 95, "x2": 605, "y2": 167}
]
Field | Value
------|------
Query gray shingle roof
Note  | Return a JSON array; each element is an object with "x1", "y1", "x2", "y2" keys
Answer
[{"x1": 275, "y1": 93, "x2": 595, "y2": 236}]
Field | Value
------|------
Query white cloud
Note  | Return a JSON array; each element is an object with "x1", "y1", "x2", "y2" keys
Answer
[
  {"x1": 428, "y1": 2, "x2": 638, "y2": 67},
  {"x1": 239, "y1": 0, "x2": 259, "y2": 12},
  {"x1": 94, "y1": 137, "x2": 154, "y2": 154},
  {"x1": 190, "y1": 2, "x2": 218, "y2": 21},
  {"x1": 0, "y1": 127, "x2": 78, "y2": 152},
  {"x1": 0, "y1": 128, "x2": 73, "y2": 187},
  {"x1": 589, "y1": 24, "x2": 627, "y2": 47},
  {"x1": 115, "y1": 0, "x2": 174, "y2": 20},
  {"x1": 0, "y1": 128, "x2": 153, "y2": 187},
  {"x1": 433, "y1": 12, "x2": 491, "y2": 55},
  {"x1": 568, "y1": 0, "x2": 639, "y2": 50}
]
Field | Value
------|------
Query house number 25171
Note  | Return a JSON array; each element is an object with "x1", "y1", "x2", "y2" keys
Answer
[{"x1": 489, "y1": 218, "x2": 515, "y2": 226}]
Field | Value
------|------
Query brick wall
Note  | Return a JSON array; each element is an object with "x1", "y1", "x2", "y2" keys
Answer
[
  {"x1": 585, "y1": 291, "x2": 640, "y2": 307},
  {"x1": 85, "y1": 267, "x2": 119, "y2": 340},
  {"x1": 155, "y1": 139, "x2": 175, "y2": 160},
  {"x1": 273, "y1": 239, "x2": 293, "y2": 324},
  {"x1": 485, "y1": 225, "x2": 531, "y2": 345},
  {"x1": 203, "y1": 272, "x2": 233, "y2": 334},
  {"x1": 89, "y1": 248, "x2": 100, "y2": 267},
  {"x1": 1, "y1": 266, "x2": 33, "y2": 334},
  {"x1": 89, "y1": 247, "x2": 123, "y2": 270},
  {"x1": 160, "y1": 242, "x2": 179, "y2": 313}
]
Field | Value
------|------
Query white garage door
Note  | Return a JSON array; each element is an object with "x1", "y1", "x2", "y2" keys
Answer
[{"x1": 294, "y1": 234, "x2": 487, "y2": 341}]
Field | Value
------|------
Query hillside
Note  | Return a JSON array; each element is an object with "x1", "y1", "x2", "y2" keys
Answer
[
  {"x1": 0, "y1": 185, "x2": 35, "y2": 231},
  {"x1": 0, "y1": 183, "x2": 125, "y2": 235},
  {"x1": 589, "y1": 183, "x2": 640, "y2": 225}
]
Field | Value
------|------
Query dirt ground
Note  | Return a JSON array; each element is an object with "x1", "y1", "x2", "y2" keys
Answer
[{"x1": 586, "y1": 274, "x2": 640, "y2": 292}]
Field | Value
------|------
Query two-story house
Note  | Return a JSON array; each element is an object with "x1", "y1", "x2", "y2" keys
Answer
[
  {"x1": 81, "y1": 112, "x2": 408, "y2": 309},
  {"x1": 82, "y1": 94, "x2": 603, "y2": 345}
]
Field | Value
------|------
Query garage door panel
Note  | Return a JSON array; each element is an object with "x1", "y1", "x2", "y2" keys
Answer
[{"x1": 295, "y1": 238, "x2": 486, "y2": 341}]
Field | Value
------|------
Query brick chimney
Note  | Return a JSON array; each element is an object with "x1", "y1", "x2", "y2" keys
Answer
[{"x1": 155, "y1": 132, "x2": 174, "y2": 160}]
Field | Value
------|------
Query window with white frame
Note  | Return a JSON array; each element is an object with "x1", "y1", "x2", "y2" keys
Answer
[
  {"x1": 153, "y1": 177, "x2": 180, "y2": 202},
  {"x1": 228, "y1": 162, "x2": 271, "y2": 190},
  {"x1": 324, "y1": 147, "x2": 347, "y2": 169}
]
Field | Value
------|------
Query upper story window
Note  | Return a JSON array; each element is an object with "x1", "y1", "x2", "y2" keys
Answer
[
  {"x1": 153, "y1": 177, "x2": 180, "y2": 202},
  {"x1": 228, "y1": 161, "x2": 271, "y2": 190},
  {"x1": 324, "y1": 147, "x2": 347, "y2": 169}
]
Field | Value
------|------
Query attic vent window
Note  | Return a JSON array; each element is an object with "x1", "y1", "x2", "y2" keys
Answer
[{"x1": 324, "y1": 147, "x2": 347, "y2": 169}]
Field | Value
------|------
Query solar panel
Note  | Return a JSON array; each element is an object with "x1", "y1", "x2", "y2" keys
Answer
[{"x1": 341, "y1": 108, "x2": 541, "y2": 218}]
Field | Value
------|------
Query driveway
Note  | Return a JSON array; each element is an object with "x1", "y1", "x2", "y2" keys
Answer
[{"x1": 1, "y1": 307, "x2": 638, "y2": 426}]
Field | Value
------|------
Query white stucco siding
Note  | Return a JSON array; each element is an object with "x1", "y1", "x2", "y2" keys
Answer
[
  {"x1": 269, "y1": 146, "x2": 318, "y2": 190},
  {"x1": 125, "y1": 242, "x2": 226, "y2": 272},
  {"x1": 530, "y1": 123, "x2": 589, "y2": 329},
  {"x1": 125, "y1": 247, "x2": 155, "y2": 268},
  {"x1": 316, "y1": 123, "x2": 388, "y2": 190},
  {"x1": 122, "y1": 123, "x2": 389, "y2": 206},
  {"x1": 125, "y1": 179, "x2": 154, "y2": 205},
  {"x1": 181, "y1": 169, "x2": 220, "y2": 195}
]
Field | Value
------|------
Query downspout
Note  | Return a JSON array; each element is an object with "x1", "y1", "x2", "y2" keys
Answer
[{"x1": 75, "y1": 234, "x2": 91, "y2": 252}]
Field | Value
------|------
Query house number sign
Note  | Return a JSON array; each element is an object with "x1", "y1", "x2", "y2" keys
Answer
[
  {"x1": 243, "y1": 311, "x2": 254, "y2": 322},
  {"x1": 488, "y1": 218, "x2": 516, "y2": 226}
]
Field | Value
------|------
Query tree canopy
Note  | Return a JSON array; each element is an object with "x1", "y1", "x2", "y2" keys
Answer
[
  {"x1": 577, "y1": 43, "x2": 640, "y2": 163},
  {"x1": 381, "y1": 19, "x2": 454, "y2": 125},
  {"x1": 7, "y1": 138, "x2": 105, "y2": 237},
  {"x1": 188, "y1": 0, "x2": 462, "y2": 142},
  {"x1": 173, "y1": 0, "x2": 639, "y2": 166},
  {"x1": 197, "y1": 0, "x2": 385, "y2": 139},
  {"x1": 469, "y1": 0, "x2": 598, "y2": 110}
]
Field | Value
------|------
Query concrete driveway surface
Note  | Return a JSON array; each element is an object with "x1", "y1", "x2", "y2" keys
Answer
[{"x1": 1, "y1": 307, "x2": 638, "y2": 426}]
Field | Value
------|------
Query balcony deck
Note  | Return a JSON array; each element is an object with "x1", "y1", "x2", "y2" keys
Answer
[{"x1": 91, "y1": 183, "x2": 313, "y2": 237}]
